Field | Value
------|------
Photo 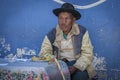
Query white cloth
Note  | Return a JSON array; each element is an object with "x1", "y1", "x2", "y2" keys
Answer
[{"x1": 60, "y1": 38, "x2": 75, "y2": 61}]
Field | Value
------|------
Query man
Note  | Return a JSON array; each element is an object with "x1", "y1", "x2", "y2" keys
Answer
[{"x1": 39, "y1": 3, "x2": 96, "y2": 80}]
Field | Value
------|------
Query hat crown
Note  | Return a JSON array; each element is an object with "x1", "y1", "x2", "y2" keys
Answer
[
  {"x1": 61, "y1": 3, "x2": 74, "y2": 10},
  {"x1": 53, "y1": 3, "x2": 81, "y2": 20}
]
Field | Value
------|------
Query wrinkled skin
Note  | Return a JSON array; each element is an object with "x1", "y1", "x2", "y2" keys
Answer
[{"x1": 58, "y1": 12, "x2": 75, "y2": 35}]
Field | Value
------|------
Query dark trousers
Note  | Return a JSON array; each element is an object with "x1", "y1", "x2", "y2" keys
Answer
[{"x1": 66, "y1": 60, "x2": 89, "y2": 80}]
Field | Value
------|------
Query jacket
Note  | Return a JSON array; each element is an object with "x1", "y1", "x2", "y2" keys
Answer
[{"x1": 40, "y1": 23, "x2": 96, "y2": 78}]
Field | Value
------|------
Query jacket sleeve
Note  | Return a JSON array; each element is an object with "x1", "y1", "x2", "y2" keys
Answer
[
  {"x1": 74, "y1": 31, "x2": 94, "y2": 71},
  {"x1": 39, "y1": 36, "x2": 54, "y2": 57}
]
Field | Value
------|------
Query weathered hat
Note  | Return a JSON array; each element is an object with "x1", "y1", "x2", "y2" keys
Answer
[{"x1": 53, "y1": 3, "x2": 81, "y2": 20}]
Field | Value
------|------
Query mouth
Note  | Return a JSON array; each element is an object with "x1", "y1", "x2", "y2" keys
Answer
[{"x1": 61, "y1": 25, "x2": 67, "y2": 30}]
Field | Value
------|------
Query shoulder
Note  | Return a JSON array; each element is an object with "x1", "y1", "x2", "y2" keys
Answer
[
  {"x1": 78, "y1": 25, "x2": 86, "y2": 31},
  {"x1": 47, "y1": 27, "x2": 56, "y2": 44},
  {"x1": 77, "y1": 25, "x2": 87, "y2": 34},
  {"x1": 47, "y1": 28, "x2": 56, "y2": 36}
]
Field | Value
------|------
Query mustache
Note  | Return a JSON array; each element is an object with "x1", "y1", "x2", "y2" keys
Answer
[{"x1": 59, "y1": 24, "x2": 66, "y2": 27}]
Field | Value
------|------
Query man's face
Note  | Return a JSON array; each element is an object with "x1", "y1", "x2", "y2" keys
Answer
[{"x1": 58, "y1": 12, "x2": 75, "y2": 34}]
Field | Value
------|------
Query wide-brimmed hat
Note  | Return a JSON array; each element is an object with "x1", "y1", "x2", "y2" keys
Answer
[{"x1": 53, "y1": 3, "x2": 81, "y2": 20}]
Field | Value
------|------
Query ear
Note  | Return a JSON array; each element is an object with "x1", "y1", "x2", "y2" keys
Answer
[{"x1": 73, "y1": 17, "x2": 76, "y2": 22}]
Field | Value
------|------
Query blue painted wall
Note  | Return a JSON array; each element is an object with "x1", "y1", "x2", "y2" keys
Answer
[{"x1": 0, "y1": 0, "x2": 120, "y2": 79}]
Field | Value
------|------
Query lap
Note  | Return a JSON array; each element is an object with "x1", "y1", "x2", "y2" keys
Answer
[
  {"x1": 71, "y1": 70, "x2": 89, "y2": 80},
  {"x1": 66, "y1": 60, "x2": 89, "y2": 80}
]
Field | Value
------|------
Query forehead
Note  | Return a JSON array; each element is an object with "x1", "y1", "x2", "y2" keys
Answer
[{"x1": 58, "y1": 12, "x2": 73, "y2": 17}]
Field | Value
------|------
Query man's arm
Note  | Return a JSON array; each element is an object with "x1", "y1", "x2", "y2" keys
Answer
[
  {"x1": 39, "y1": 36, "x2": 54, "y2": 59},
  {"x1": 74, "y1": 31, "x2": 93, "y2": 71}
]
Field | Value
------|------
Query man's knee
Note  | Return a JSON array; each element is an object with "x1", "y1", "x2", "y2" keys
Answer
[{"x1": 71, "y1": 70, "x2": 89, "y2": 80}]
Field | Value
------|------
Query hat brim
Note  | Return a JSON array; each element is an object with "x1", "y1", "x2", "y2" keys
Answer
[{"x1": 53, "y1": 8, "x2": 81, "y2": 20}]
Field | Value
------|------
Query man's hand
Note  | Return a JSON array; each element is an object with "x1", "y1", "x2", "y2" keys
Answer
[
  {"x1": 69, "y1": 66, "x2": 78, "y2": 74},
  {"x1": 62, "y1": 58, "x2": 69, "y2": 62}
]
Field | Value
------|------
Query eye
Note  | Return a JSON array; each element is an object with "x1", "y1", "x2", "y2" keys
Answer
[
  {"x1": 53, "y1": 0, "x2": 106, "y2": 9},
  {"x1": 65, "y1": 17, "x2": 70, "y2": 20}
]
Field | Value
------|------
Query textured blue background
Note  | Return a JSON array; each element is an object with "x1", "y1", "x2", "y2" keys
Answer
[{"x1": 0, "y1": 0, "x2": 120, "y2": 79}]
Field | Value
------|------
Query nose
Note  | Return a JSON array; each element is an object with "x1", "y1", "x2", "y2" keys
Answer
[{"x1": 61, "y1": 18, "x2": 67, "y2": 24}]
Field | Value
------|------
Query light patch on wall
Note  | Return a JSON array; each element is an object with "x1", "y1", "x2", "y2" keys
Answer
[
  {"x1": 0, "y1": 37, "x2": 36, "y2": 58},
  {"x1": 0, "y1": 38, "x2": 11, "y2": 52},
  {"x1": 92, "y1": 53, "x2": 107, "y2": 70},
  {"x1": 16, "y1": 47, "x2": 36, "y2": 58},
  {"x1": 53, "y1": 0, "x2": 106, "y2": 9},
  {"x1": 5, "y1": 47, "x2": 36, "y2": 59},
  {"x1": 0, "y1": 38, "x2": 11, "y2": 57}
]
